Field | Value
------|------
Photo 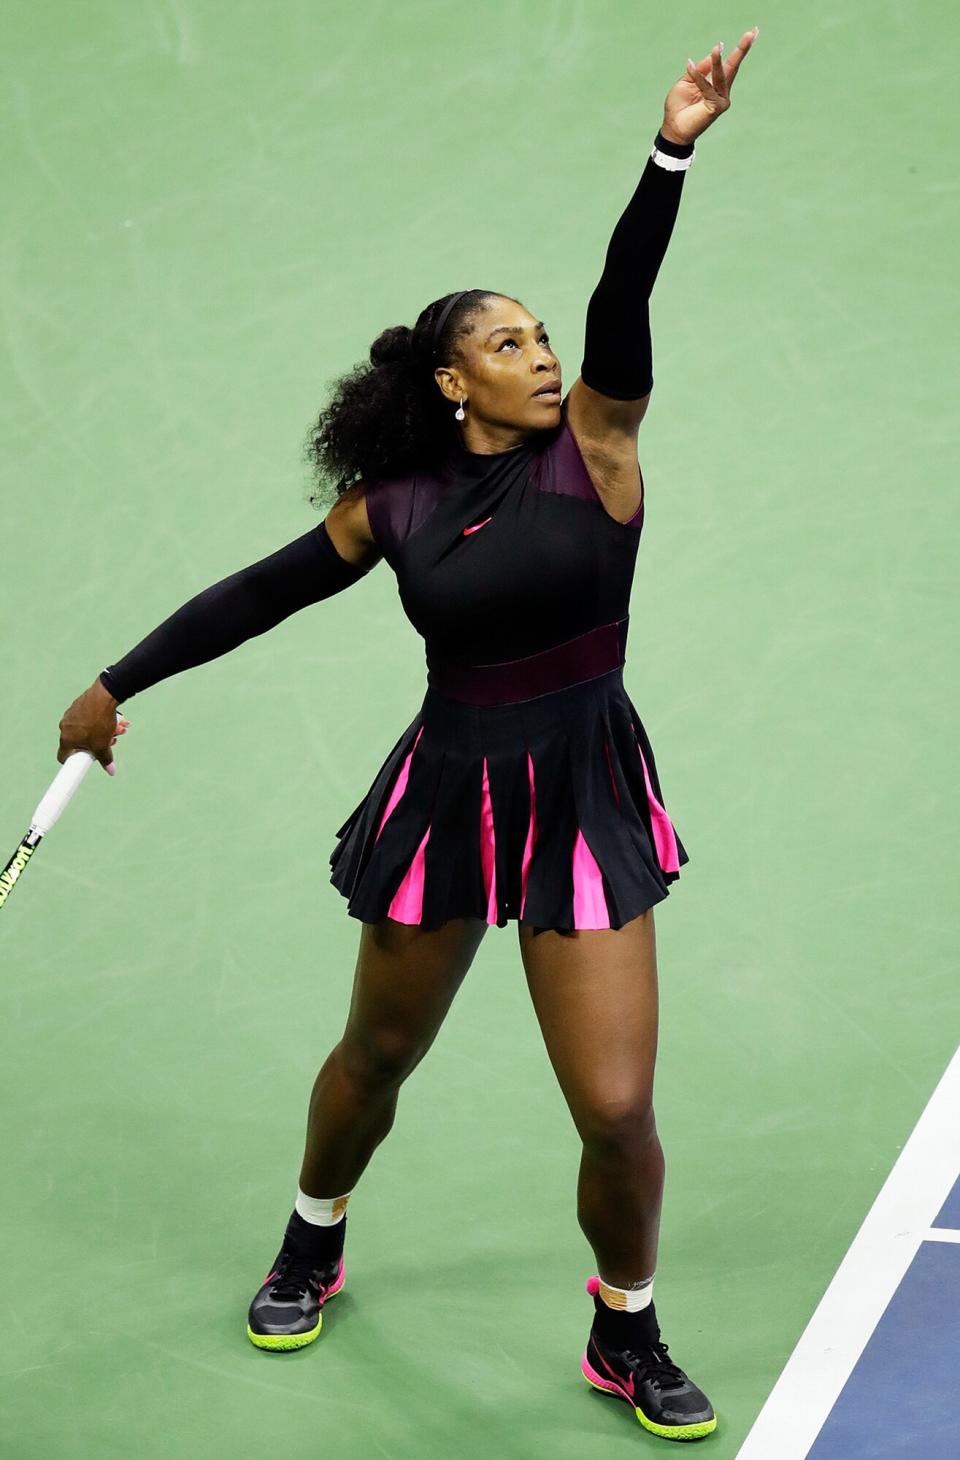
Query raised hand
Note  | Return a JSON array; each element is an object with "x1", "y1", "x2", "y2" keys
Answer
[{"x1": 661, "y1": 27, "x2": 760, "y2": 147}]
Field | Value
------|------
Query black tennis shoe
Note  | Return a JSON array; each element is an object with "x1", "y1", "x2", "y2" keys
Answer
[
  {"x1": 246, "y1": 1244, "x2": 345, "y2": 1352},
  {"x1": 581, "y1": 1277, "x2": 717, "y2": 1441}
]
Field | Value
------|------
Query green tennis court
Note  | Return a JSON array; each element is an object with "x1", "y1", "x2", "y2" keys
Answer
[{"x1": 1, "y1": 4, "x2": 956, "y2": 1456}]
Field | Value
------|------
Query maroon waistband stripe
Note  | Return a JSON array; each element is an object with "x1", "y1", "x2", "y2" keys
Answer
[{"x1": 425, "y1": 618, "x2": 629, "y2": 707}]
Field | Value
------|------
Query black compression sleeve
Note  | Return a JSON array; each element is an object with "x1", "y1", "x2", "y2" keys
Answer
[
  {"x1": 580, "y1": 130, "x2": 695, "y2": 401},
  {"x1": 98, "y1": 518, "x2": 368, "y2": 703}
]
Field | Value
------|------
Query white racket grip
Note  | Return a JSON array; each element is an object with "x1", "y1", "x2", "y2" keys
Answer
[
  {"x1": 30, "y1": 751, "x2": 98, "y2": 838},
  {"x1": 30, "y1": 709, "x2": 123, "y2": 838}
]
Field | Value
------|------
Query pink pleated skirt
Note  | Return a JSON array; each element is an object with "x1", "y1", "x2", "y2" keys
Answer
[{"x1": 328, "y1": 655, "x2": 689, "y2": 935}]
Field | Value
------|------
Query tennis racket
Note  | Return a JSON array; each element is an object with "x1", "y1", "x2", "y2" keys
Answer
[{"x1": 0, "y1": 711, "x2": 122, "y2": 911}]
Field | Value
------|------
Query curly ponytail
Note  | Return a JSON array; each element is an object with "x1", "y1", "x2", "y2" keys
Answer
[{"x1": 305, "y1": 289, "x2": 502, "y2": 506}]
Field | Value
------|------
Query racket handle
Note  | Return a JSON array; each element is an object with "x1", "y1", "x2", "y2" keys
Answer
[
  {"x1": 30, "y1": 711, "x2": 123, "y2": 839},
  {"x1": 30, "y1": 751, "x2": 98, "y2": 838}
]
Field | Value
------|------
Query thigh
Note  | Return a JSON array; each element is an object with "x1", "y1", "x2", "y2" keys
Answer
[
  {"x1": 342, "y1": 915, "x2": 489, "y2": 1076},
  {"x1": 517, "y1": 911, "x2": 659, "y2": 1136}
]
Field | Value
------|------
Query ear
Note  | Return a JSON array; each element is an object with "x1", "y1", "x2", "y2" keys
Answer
[{"x1": 434, "y1": 366, "x2": 464, "y2": 406}]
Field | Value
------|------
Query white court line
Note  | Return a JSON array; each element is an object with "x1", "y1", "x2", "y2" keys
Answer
[{"x1": 735, "y1": 1043, "x2": 960, "y2": 1460}]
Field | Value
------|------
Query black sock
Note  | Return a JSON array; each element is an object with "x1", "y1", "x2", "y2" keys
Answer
[
  {"x1": 592, "y1": 1294, "x2": 660, "y2": 1350},
  {"x1": 283, "y1": 1208, "x2": 347, "y2": 1266}
]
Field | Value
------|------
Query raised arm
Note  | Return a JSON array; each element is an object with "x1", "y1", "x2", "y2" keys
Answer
[{"x1": 566, "y1": 30, "x2": 759, "y2": 451}]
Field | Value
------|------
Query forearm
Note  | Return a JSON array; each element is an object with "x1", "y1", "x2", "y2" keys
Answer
[
  {"x1": 580, "y1": 129, "x2": 695, "y2": 401},
  {"x1": 99, "y1": 576, "x2": 296, "y2": 703},
  {"x1": 100, "y1": 519, "x2": 367, "y2": 702}
]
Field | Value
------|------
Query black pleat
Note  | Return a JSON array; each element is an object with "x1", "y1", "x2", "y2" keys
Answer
[
  {"x1": 419, "y1": 745, "x2": 486, "y2": 926},
  {"x1": 329, "y1": 718, "x2": 422, "y2": 899},
  {"x1": 603, "y1": 696, "x2": 659, "y2": 868},
  {"x1": 520, "y1": 727, "x2": 577, "y2": 931},
  {"x1": 564, "y1": 701, "x2": 653, "y2": 929},
  {"x1": 334, "y1": 728, "x2": 444, "y2": 923},
  {"x1": 485, "y1": 744, "x2": 531, "y2": 927},
  {"x1": 625, "y1": 703, "x2": 689, "y2": 877}
]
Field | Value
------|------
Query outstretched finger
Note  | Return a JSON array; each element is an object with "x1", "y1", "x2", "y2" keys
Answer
[
  {"x1": 710, "y1": 43, "x2": 727, "y2": 96},
  {"x1": 723, "y1": 26, "x2": 759, "y2": 87},
  {"x1": 686, "y1": 58, "x2": 722, "y2": 103}
]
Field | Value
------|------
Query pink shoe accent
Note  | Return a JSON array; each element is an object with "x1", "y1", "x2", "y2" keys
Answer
[
  {"x1": 323, "y1": 1254, "x2": 346, "y2": 1299},
  {"x1": 462, "y1": 516, "x2": 493, "y2": 535},
  {"x1": 260, "y1": 1253, "x2": 346, "y2": 1299},
  {"x1": 480, "y1": 756, "x2": 498, "y2": 923},
  {"x1": 633, "y1": 730, "x2": 681, "y2": 873},
  {"x1": 572, "y1": 828, "x2": 610, "y2": 928},
  {"x1": 586, "y1": 1275, "x2": 600, "y2": 1296},
  {"x1": 519, "y1": 751, "x2": 537, "y2": 918},
  {"x1": 582, "y1": 1348, "x2": 636, "y2": 1403},
  {"x1": 375, "y1": 726, "x2": 425, "y2": 842}
]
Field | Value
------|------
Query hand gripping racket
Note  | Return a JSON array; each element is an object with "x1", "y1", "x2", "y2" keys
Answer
[{"x1": 0, "y1": 712, "x2": 121, "y2": 912}]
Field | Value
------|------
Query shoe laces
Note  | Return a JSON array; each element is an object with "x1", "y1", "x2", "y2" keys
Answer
[
  {"x1": 267, "y1": 1246, "x2": 334, "y2": 1303},
  {"x1": 621, "y1": 1338, "x2": 688, "y2": 1392}
]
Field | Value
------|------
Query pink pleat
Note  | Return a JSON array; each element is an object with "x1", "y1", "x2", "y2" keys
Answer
[
  {"x1": 634, "y1": 730, "x2": 681, "y2": 873},
  {"x1": 519, "y1": 751, "x2": 537, "y2": 918},
  {"x1": 572, "y1": 829, "x2": 610, "y2": 928},
  {"x1": 371, "y1": 724, "x2": 429, "y2": 924},
  {"x1": 479, "y1": 756, "x2": 498, "y2": 924},
  {"x1": 375, "y1": 726, "x2": 425, "y2": 843},
  {"x1": 386, "y1": 822, "x2": 431, "y2": 923}
]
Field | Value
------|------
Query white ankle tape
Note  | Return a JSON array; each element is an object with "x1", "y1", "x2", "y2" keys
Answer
[
  {"x1": 598, "y1": 1273, "x2": 655, "y2": 1312},
  {"x1": 295, "y1": 1186, "x2": 352, "y2": 1226}
]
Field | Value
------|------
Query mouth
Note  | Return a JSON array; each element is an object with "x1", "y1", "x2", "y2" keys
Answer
[{"x1": 532, "y1": 381, "x2": 562, "y2": 401}]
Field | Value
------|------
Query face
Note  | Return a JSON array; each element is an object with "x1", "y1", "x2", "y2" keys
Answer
[{"x1": 435, "y1": 297, "x2": 562, "y2": 433}]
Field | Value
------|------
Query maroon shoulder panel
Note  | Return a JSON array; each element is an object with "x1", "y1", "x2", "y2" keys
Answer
[
  {"x1": 363, "y1": 466, "x2": 451, "y2": 565},
  {"x1": 532, "y1": 417, "x2": 643, "y2": 531}
]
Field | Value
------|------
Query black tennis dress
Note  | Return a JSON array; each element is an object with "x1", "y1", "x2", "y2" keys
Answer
[
  {"x1": 328, "y1": 406, "x2": 689, "y2": 934},
  {"x1": 94, "y1": 133, "x2": 697, "y2": 935}
]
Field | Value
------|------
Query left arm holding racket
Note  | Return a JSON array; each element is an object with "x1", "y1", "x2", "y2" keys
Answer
[{"x1": 1, "y1": 512, "x2": 374, "y2": 912}]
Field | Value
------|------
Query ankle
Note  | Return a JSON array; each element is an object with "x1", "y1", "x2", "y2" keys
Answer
[
  {"x1": 284, "y1": 1208, "x2": 347, "y2": 1263},
  {"x1": 593, "y1": 1297, "x2": 659, "y2": 1346},
  {"x1": 295, "y1": 1185, "x2": 352, "y2": 1226}
]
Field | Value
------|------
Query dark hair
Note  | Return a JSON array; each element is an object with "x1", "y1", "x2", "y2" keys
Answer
[{"x1": 305, "y1": 289, "x2": 506, "y2": 506}]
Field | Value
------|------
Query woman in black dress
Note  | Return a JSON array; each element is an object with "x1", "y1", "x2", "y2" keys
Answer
[{"x1": 58, "y1": 32, "x2": 758, "y2": 1442}]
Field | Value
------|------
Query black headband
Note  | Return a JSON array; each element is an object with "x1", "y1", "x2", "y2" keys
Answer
[{"x1": 431, "y1": 290, "x2": 471, "y2": 355}]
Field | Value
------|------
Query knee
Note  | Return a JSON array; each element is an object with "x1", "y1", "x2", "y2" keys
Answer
[
  {"x1": 579, "y1": 1093, "x2": 660, "y2": 1161},
  {"x1": 337, "y1": 1027, "x2": 423, "y2": 1093}
]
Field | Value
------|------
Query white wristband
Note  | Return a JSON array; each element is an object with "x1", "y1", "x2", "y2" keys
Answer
[{"x1": 650, "y1": 144, "x2": 695, "y2": 172}]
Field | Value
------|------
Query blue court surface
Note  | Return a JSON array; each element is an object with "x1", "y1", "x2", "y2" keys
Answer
[
  {"x1": 933, "y1": 1175, "x2": 960, "y2": 1230},
  {"x1": 808, "y1": 1234, "x2": 960, "y2": 1459},
  {"x1": 737, "y1": 1049, "x2": 960, "y2": 1459}
]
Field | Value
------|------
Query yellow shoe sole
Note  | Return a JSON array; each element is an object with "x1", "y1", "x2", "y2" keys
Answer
[
  {"x1": 247, "y1": 1268, "x2": 344, "y2": 1352},
  {"x1": 582, "y1": 1367, "x2": 718, "y2": 1441}
]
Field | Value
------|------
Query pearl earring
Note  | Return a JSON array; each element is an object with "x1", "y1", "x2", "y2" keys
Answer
[{"x1": 455, "y1": 397, "x2": 466, "y2": 421}]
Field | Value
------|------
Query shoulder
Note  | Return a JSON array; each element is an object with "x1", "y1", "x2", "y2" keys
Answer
[
  {"x1": 350, "y1": 464, "x2": 451, "y2": 565},
  {"x1": 324, "y1": 483, "x2": 384, "y2": 571}
]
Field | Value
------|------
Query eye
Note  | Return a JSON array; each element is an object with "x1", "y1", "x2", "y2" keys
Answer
[{"x1": 497, "y1": 332, "x2": 551, "y2": 351}]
